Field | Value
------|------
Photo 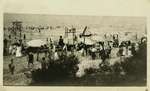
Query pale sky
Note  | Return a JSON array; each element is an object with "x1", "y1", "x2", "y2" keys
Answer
[{"x1": 3, "y1": 0, "x2": 150, "y2": 16}]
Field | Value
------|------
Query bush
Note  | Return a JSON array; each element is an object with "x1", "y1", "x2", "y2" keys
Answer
[
  {"x1": 31, "y1": 53, "x2": 79, "y2": 82},
  {"x1": 121, "y1": 42, "x2": 147, "y2": 82}
]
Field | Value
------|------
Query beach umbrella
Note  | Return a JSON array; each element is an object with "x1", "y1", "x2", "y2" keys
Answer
[
  {"x1": 27, "y1": 39, "x2": 46, "y2": 47},
  {"x1": 80, "y1": 38, "x2": 95, "y2": 45},
  {"x1": 91, "y1": 35, "x2": 105, "y2": 41}
]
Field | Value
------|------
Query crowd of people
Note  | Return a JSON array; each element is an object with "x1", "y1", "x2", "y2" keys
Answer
[{"x1": 4, "y1": 26, "x2": 147, "y2": 78}]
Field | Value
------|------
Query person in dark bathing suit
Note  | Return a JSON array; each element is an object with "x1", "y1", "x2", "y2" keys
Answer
[
  {"x1": 8, "y1": 59, "x2": 15, "y2": 75},
  {"x1": 28, "y1": 52, "x2": 34, "y2": 68}
]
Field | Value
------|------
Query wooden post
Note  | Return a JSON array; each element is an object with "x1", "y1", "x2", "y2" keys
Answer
[
  {"x1": 65, "y1": 27, "x2": 76, "y2": 45},
  {"x1": 72, "y1": 28, "x2": 76, "y2": 46},
  {"x1": 84, "y1": 37, "x2": 85, "y2": 44}
]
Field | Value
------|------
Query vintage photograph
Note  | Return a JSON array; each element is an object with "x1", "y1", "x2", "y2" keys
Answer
[{"x1": 3, "y1": 13, "x2": 147, "y2": 86}]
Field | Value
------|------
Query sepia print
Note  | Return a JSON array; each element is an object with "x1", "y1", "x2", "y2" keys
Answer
[{"x1": 3, "y1": 13, "x2": 147, "y2": 86}]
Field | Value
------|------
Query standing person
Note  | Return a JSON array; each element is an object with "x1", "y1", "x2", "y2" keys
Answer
[
  {"x1": 49, "y1": 38, "x2": 53, "y2": 50},
  {"x1": 23, "y1": 34, "x2": 27, "y2": 46},
  {"x1": 23, "y1": 34, "x2": 26, "y2": 40},
  {"x1": 8, "y1": 59, "x2": 15, "y2": 75},
  {"x1": 118, "y1": 46, "x2": 125, "y2": 62},
  {"x1": 48, "y1": 38, "x2": 52, "y2": 48},
  {"x1": 41, "y1": 57, "x2": 48, "y2": 70},
  {"x1": 38, "y1": 28, "x2": 41, "y2": 33},
  {"x1": 100, "y1": 48, "x2": 106, "y2": 63},
  {"x1": 105, "y1": 42, "x2": 112, "y2": 58},
  {"x1": 118, "y1": 46, "x2": 123, "y2": 56},
  {"x1": 91, "y1": 45, "x2": 97, "y2": 60},
  {"x1": 44, "y1": 44, "x2": 48, "y2": 57},
  {"x1": 54, "y1": 50, "x2": 59, "y2": 60},
  {"x1": 127, "y1": 46, "x2": 132, "y2": 58},
  {"x1": 8, "y1": 34, "x2": 12, "y2": 47},
  {"x1": 4, "y1": 38, "x2": 8, "y2": 47},
  {"x1": 8, "y1": 34, "x2": 11, "y2": 40},
  {"x1": 131, "y1": 44, "x2": 136, "y2": 56},
  {"x1": 11, "y1": 45, "x2": 17, "y2": 55},
  {"x1": 27, "y1": 52, "x2": 34, "y2": 68},
  {"x1": 19, "y1": 39, "x2": 22, "y2": 46},
  {"x1": 58, "y1": 36, "x2": 64, "y2": 48},
  {"x1": 46, "y1": 38, "x2": 48, "y2": 45},
  {"x1": 108, "y1": 44, "x2": 112, "y2": 58},
  {"x1": 49, "y1": 38, "x2": 52, "y2": 43},
  {"x1": 14, "y1": 37, "x2": 17, "y2": 43},
  {"x1": 4, "y1": 38, "x2": 8, "y2": 55},
  {"x1": 99, "y1": 47, "x2": 107, "y2": 67},
  {"x1": 48, "y1": 38, "x2": 53, "y2": 58},
  {"x1": 16, "y1": 45, "x2": 22, "y2": 57}
]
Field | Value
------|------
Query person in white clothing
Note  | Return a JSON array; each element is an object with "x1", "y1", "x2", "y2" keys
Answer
[
  {"x1": 91, "y1": 45, "x2": 97, "y2": 60},
  {"x1": 54, "y1": 50, "x2": 59, "y2": 60},
  {"x1": 16, "y1": 46, "x2": 22, "y2": 57}
]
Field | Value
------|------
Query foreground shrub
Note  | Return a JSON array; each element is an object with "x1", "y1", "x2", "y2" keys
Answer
[{"x1": 31, "y1": 54, "x2": 79, "y2": 82}]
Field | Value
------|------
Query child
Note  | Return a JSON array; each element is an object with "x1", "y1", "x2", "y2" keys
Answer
[{"x1": 8, "y1": 59, "x2": 15, "y2": 75}]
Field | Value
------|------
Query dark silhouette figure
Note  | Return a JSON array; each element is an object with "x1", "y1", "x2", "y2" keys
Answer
[
  {"x1": 28, "y1": 52, "x2": 34, "y2": 68},
  {"x1": 59, "y1": 36, "x2": 64, "y2": 48},
  {"x1": 8, "y1": 59, "x2": 15, "y2": 75}
]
